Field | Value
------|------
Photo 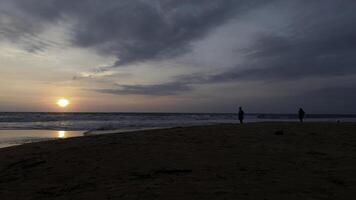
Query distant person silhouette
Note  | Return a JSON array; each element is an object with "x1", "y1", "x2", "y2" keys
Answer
[
  {"x1": 238, "y1": 107, "x2": 245, "y2": 124},
  {"x1": 298, "y1": 108, "x2": 305, "y2": 122}
]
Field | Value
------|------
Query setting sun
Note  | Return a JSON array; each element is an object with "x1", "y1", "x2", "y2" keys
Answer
[
  {"x1": 58, "y1": 131, "x2": 66, "y2": 138},
  {"x1": 57, "y1": 98, "x2": 70, "y2": 108}
]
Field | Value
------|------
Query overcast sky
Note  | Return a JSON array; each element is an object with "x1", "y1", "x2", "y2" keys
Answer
[{"x1": 1, "y1": 0, "x2": 356, "y2": 113}]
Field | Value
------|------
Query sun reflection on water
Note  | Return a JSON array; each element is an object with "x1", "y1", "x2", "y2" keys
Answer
[{"x1": 58, "y1": 131, "x2": 66, "y2": 138}]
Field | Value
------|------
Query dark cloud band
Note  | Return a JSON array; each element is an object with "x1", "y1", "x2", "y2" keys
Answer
[{"x1": 0, "y1": 0, "x2": 267, "y2": 65}]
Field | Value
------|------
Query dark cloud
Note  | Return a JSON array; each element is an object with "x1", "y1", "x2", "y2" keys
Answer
[
  {"x1": 96, "y1": 0, "x2": 356, "y2": 96},
  {"x1": 1, "y1": 0, "x2": 267, "y2": 65},
  {"x1": 171, "y1": 0, "x2": 356, "y2": 84},
  {"x1": 232, "y1": 1, "x2": 356, "y2": 80},
  {"x1": 0, "y1": 9, "x2": 59, "y2": 52},
  {"x1": 97, "y1": 82, "x2": 192, "y2": 96}
]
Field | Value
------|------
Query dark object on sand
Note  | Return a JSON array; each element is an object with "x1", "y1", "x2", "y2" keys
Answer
[
  {"x1": 275, "y1": 130, "x2": 284, "y2": 135},
  {"x1": 298, "y1": 108, "x2": 305, "y2": 122},
  {"x1": 238, "y1": 107, "x2": 245, "y2": 124}
]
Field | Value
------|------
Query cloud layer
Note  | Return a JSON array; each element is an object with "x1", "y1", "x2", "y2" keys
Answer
[
  {"x1": 1, "y1": 0, "x2": 268, "y2": 65},
  {"x1": 97, "y1": 0, "x2": 356, "y2": 97},
  {"x1": 1, "y1": 0, "x2": 356, "y2": 112}
]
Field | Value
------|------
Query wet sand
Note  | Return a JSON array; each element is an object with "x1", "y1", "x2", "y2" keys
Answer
[
  {"x1": 0, "y1": 130, "x2": 83, "y2": 148},
  {"x1": 0, "y1": 122, "x2": 356, "y2": 199}
]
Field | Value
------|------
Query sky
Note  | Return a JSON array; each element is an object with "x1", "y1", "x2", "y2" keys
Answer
[{"x1": 0, "y1": 0, "x2": 356, "y2": 113}]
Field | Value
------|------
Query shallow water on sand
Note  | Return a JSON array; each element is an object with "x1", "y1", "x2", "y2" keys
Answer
[{"x1": 0, "y1": 130, "x2": 83, "y2": 148}]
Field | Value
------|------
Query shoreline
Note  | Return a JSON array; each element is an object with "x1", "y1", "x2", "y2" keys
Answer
[
  {"x1": 0, "y1": 121, "x2": 353, "y2": 149},
  {"x1": 0, "y1": 122, "x2": 356, "y2": 199}
]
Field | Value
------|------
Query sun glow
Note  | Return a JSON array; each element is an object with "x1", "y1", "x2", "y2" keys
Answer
[
  {"x1": 58, "y1": 131, "x2": 66, "y2": 138},
  {"x1": 57, "y1": 98, "x2": 70, "y2": 108}
]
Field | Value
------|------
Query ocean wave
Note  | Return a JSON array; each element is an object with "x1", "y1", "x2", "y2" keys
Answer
[{"x1": 0, "y1": 112, "x2": 355, "y2": 131}]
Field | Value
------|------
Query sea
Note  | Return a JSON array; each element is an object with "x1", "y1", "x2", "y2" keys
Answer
[{"x1": 0, "y1": 112, "x2": 356, "y2": 148}]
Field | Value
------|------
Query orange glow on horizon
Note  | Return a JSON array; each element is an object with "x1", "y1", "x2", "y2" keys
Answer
[{"x1": 58, "y1": 131, "x2": 66, "y2": 138}]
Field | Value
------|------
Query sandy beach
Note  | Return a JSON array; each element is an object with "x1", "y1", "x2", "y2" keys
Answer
[{"x1": 0, "y1": 122, "x2": 356, "y2": 199}]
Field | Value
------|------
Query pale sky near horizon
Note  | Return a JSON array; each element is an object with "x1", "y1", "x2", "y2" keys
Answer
[{"x1": 1, "y1": 0, "x2": 356, "y2": 113}]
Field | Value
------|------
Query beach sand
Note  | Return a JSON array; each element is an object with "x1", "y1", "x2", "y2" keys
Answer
[{"x1": 0, "y1": 122, "x2": 356, "y2": 199}]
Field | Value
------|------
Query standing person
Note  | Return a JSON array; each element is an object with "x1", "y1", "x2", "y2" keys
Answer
[
  {"x1": 298, "y1": 108, "x2": 305, "y2": 123},
  {"x1": 238, "y1": 107, "x2": 245, "y2": 124}
]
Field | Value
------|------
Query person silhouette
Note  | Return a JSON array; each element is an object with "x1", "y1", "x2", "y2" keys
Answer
[
  {"x1": 298, "y1": 108, "x2": 305, "y2": 123},
  {"x1": 238, "y1": 107, "x2": 245, "y2": 124}
]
